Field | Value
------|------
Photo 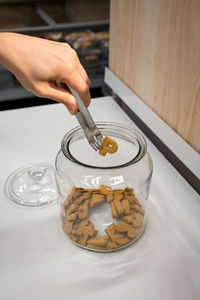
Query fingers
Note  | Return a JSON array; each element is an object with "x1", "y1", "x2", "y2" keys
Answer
[
  {"x1": 43, "y1": 41, "x2": 91, "y2": 108},
  {"x1": 61, "y1": 45, "x2": 91, "y2": 103},
  {"x1": 26, "y1": 39, "x2": 91, "y2": 112},
  {"x1": 61, "y1": 69, "x2": 91, "y2": 107},
  {"x1": 38, "y1": 82, "x2": 79, "y2": 114}
]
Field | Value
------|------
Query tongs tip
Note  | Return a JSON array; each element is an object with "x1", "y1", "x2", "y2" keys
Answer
[
  {"x1": 68, "y1": 86, "x2": 104, "y2": 151},
  {"x1": 90, "y1": 133, "x2": 104, "y2": 151}
]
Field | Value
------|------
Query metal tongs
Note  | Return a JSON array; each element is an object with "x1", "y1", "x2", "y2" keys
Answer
[{"x1": 68, "y1": 86, "x2": 104, "y2": 151}]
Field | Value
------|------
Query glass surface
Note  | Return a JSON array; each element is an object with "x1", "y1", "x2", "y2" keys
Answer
[
  {"x1": 55, "y1": 122, "x2": 153, "y2": 252},
  {"x1": 5, "y1": 163, "x2": 57, "y2": 208}
]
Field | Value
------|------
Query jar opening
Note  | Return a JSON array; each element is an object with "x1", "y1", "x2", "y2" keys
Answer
[{"x1": 61, "y1": 122, "x2": 147, "y2": 169}]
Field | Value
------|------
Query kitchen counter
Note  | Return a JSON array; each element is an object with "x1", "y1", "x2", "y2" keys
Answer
[{"x1": 0, "y1": 97, "x2": 199, "y2": 300}]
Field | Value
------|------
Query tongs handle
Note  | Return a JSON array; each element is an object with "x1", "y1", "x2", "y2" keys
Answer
[{"x1": 68, "y1": 86, "x2": 95, "y2": 130}]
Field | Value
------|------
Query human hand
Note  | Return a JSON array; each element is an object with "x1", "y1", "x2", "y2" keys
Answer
[{"x1": 0, "y1": 33, "x2": 90, "y2": 114}]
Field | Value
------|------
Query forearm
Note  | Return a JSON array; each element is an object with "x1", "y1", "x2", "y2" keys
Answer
[{"x1": 0, "y1": 33, "x2": 12, "y2": 69}]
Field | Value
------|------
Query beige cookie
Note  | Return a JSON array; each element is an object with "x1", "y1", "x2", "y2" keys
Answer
[
  {"x1": 78, "y1": 200, "x2": 89, "y2": 220},
  {"x1": 68, "y1": 233, "x2": 79, "y2": 243},
  {"x1": 127, "y1": 227, "x2": 141, "y2": 239},
  {"x1": 105, "y1": 223, "x2": 125, "y2": 242},
  {"x1": 74, "y1": 192, "x2": 91, "y2": 205},
  {"x1": 67, "y1": 203, "x2": 78, "y2": 214},
  {"x1": 77, "y1": 220, "x2": 98, "y2": 246},
  {"x1": 125, "y1": 195, "x2": 139, "y2": 204},
  {"x1": 124, "y1": 187, "x2": 134, "y2": 196},
  {"x1": 113, "y1": 198, "x2": 125, "y2": 217},
  {"x1": 107, "y1": 193, "x2": 114, "y2": 202},
  {"x1": 87, "y1": 244, "x2": 108, "y2": 250},
  {"x1": 87, "y1": 236, "x2": 108, "y2": 247},
  {"x1": 111, "y1": 201, "x2": 118, "y2": 218},
  {"x1": 63, "y1": 221, "x2": 73, "y2": 235},
  {"x1": 72, "y1": 187, "x2": 85, "y2": 201},
  {"x1": 107, "y1": 242, "x2": 118, "y2": 250},
  {"x1": 115, "y1": 221, "x2": 131, "y2": 233},
  {"x1": 100, "y1": 185, "x2": 112, "y2": 195},
  {"x1": 89, "y1": 193, "x2": 105, "y2": 208},
  {"x1": 122, "y1": 199, "x2": 130, "y2": 215},
  {"x1": 71, "y1": 224, "x2": 82, "y2": 237},
  {"x1": 122, "y1": 215, "x2": 135, "y2": 225},
  {"x1": 115, "y1": 237, "x2": 131, "y2": 246},
  {"x1": 132, "y1": 213, "x2": 144, "y2": 228}
]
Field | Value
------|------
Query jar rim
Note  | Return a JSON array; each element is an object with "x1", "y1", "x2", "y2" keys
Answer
[{"x1": 60, "y1": 122, "x2": 147, "y2": 169}]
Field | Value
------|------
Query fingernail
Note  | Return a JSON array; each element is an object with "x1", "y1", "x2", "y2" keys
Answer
[{"x1": 68, "y1": 105, "x2": 77, "y2": 115}]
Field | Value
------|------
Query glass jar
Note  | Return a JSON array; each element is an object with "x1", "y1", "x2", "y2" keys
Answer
[{"x1": 55, "y1": 122, "x2": 153, "y2": 252}]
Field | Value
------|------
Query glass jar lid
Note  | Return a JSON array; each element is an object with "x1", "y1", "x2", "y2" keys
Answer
[{"x1": 5, "y1": 163, "x2": 58, "y2": 208}]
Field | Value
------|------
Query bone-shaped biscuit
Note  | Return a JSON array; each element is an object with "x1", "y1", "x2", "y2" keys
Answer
[
  {"x1": 100, "y1": 185, "x2": 112, "y2": 195},
  {"x1": 115, "y1": 237, "x2": 131, "y2": 246},
  {"x1": 74, "y1": 192, "x2": 91, "y2": 205},
  {"x1": 115, "y1": 221, "x2": 141, "y2": 240},
  {"x1": 89, "y1": 193, "x2": 105, "y2": 208},
  {"x1": 122, "y1": 199, "x2": 130, "y2": 215},
  {"x1": 87, "y1": 244, "x2": 107, "y2": 250},
  {"x1": 87, "y1": 236, "x2": 108, "y2": 247},
  {"x1": 132, "y1": 213, "x2": 144, "y2": 228},
  {"x1": 105, "y1": 223, "x2": 125, "y2": 242},
  {"x1": 66, "y1": 203, "x2": 78, "y2": 221},
  {"x1": 77, "y1": 220, "x2": 98, "y2": 246},
  {"x1": 113, "y1": 192, "x2": 123, "y2": 202},
  {"x1": 78, "y1": 200, "x2": 89, "y2": 220},
  {"x1": 122, "y1": 215, "x2": 135, "y2": 225},
  {"x1": 113, "y1": 198, "x2": 125, "y2": 217},
  {"x1": 127, "y1": 227, "x2": 141, "y2": 239},
  {"x1": 111, "y1": 201, "x2": 118, "y2": 218},
  {"x1": 63, "y1": 221, "x2": 73, "y2": 235},
  {"x1": 107, "y1": 242, "x2": 118, "y2": 250}
]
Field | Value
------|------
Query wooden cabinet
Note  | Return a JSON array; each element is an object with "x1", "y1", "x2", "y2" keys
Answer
[{"x1": 109, "y1": 0, "x2": 200, "y2": 153}]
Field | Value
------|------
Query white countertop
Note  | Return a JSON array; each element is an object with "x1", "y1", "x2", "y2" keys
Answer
[{"x1": 0, "y1": 97, "x2": 200, "y2": 300}]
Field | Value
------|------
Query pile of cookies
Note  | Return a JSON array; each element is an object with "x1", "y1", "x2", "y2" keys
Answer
[{"x1": 61, "y1": 185, "x2": 144, "y2": 251}]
